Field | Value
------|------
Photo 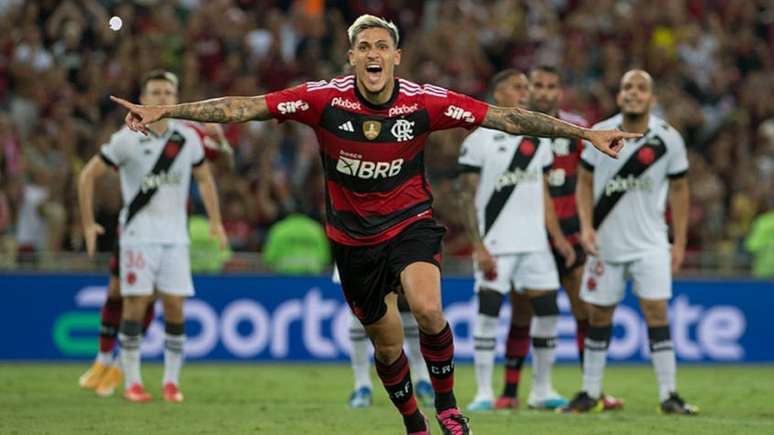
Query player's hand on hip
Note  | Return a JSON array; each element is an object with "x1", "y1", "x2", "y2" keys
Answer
[
  {"x1": 556, "y1": 236, "x2": 577, "y2": 267},
  {"x1": 110, "y1": 96, "x2": 164, "y2": 135},
  {"x1": 84, "y1": 222, "x2": 105, "y2": 258},
  {"x1": 584, "y1": 129, "x2": 642, "y2": 159},
  {"x1": 473, "y1": 243, "x2": 497, "y2": 280},
  {"x1": 580, "y1": 228, "x2": 599, "y2": 257},
  {"x1": 210, "y1": 222, "x2": 228, "y2": 250},
  {"x1": 671, "y1": 243, "x2": 685, "y2": 274}
]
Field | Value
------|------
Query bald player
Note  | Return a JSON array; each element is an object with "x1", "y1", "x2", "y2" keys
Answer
[{"x1": 562, "y1": 70, "x2": 697, "y2": 415}]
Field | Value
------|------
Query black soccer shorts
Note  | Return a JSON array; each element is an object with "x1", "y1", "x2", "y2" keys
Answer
[{"x1": 332, "y1": 218, "x2": 446, "y2": 326}]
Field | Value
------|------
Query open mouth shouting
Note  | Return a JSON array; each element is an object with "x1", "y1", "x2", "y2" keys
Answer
[{"x1": 365, "y1": 63, "x2": 384, "y2": 86}]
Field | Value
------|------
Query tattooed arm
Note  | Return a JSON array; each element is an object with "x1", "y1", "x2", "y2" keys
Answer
[
  {"x1": 110, "y1": 95, "x2": 272, "y2": 134},
  {"x1": 458, "y1": 172, "x2": 496, "y2": 276},
  {"x1": 482, "y1": 105, "x2": 640, "y2": 158}
]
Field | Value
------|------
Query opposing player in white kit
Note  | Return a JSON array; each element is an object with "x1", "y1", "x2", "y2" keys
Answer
[
  {"x1": 458, "y1": 69, "x2": 575, "y2": 412},
  {"x1": 79, "y1": 70, "x2": 227, "y2": 403},
  {"x1": 334, "y1": 266, "x2": 435, "y2": 408},
  {"x1": 562, "y1": 70, "x2": 697, "y2": 415}
]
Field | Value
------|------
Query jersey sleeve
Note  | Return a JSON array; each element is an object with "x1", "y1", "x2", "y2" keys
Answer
[
  {"x1": 425, "y1": 88, "x2": 489, "y2": 132},
  {"x1": 189, "y1": 129, "x2": 206, "y2": 167},
  {"x1": 666, "y1": 129, "x2": 689, "y2": 178},
  {"x1": 99, "y1": 129, "x2": 130, "y2": 168},
  {"x1": 264, "y1": 82, "x2": 324, "y2": 127},
  {"x1": 457, "y1": 129, "x2": 487, "y2": 173}
]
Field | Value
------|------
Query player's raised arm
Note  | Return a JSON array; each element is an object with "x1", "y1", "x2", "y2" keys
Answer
[
  {"x1": 482, "y1": 105, "x2": 640, "y2": 159},
  {"x1": 110, "y1": 95, "x2": 272, "y2": 135}
]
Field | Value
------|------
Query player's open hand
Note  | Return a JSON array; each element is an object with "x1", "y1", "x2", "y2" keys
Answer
[
  {"x1": 83, "y1": 222, "x2": 105, "y2": 258},
  {"x1": 580, "y1": 227, "x2": 599, "y2": 257},
  {"x1": 555, "y1": 236, "x2": 577, "y2": 268},
  {"x1": 584, "y1": 129, "x2": 642, "y2": 159},
  {"x1": 473, "y1": 243, "x2": 497, "y2": 281},
  {"x1": 210, "y1": 221, "x2": 228, "y2": 250},
  {"x1": 110, "y1": 96, "x2": 166, "y2": 135}
]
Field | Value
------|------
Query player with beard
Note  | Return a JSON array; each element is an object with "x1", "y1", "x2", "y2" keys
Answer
[
  {"x1": 111, "y1": 15, "x2": 638, "y2": 434},
  {"x1": 527, "y1": 65, "x2": 624, "y2": 411},
  {"x1": 561, "y1": 70, "x2": 697, "y2": 415}
]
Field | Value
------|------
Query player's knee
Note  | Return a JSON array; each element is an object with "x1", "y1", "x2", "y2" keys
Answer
[
  {"x1": 373, "y1": 342, "x2": 403, "y2": 365},
  {"x1": 478, "y1": 289, "x2": 504, "y2": 317},
  {"x1": 588, "y1": 304, "x2": 616, "y2": 326},
  {"x1": 640, "y1": 299, "x2": 669, "y2": 325},
  {"x1": 529, "y1": 291, "x2": 560, "y2": 317},
  {"x1": 122, "y1": 297, "x2": 149, "y2": 321},
  {"x1": 411, "y1": 304, "x2": 445, "y2": 333},
  {"x1": 161, "y1": 296, "x2": 185, "y2": 322}
]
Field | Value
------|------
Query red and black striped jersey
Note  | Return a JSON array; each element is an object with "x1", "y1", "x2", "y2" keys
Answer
[
  {"x1": 547, "y1": 110, "x2": 589, "y2": 244},
  {"x1": 265, "y1": 75, "x2": 489, "y2": 246}
]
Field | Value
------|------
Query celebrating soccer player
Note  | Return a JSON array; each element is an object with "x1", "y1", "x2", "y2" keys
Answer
[
  {"x1": 110, "y1": 15, "x2": 637, "y2": 434},
  {"x1": 80, "y1": 70, "x2": 227, "y2": 403},
  {"x1": 528, "y1": 65, "x2": 624, "y2": 410},
  {"x1": 458, "y1": 69, "x2": 574, "y2": 412},
  {"x1": 561, "y1": 70, "x2": 697, "y2": 415}
]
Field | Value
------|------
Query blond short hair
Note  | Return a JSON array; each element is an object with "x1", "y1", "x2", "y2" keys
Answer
[{"x1": 347, "y1": 14, "x2": 400, "y2": 47}]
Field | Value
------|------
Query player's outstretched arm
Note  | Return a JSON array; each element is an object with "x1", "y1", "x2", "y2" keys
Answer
[
  {"x1": 482, "y1": 105, "x2": 640, "y2": 159},
  {"x1": 110, "y1": 95, "x2": 272, "y2": 135},
  {"x1": 78, "y1": 156, "x2": 110, "y2": 257}
]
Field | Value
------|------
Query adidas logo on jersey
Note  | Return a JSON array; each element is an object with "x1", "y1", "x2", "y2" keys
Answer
[
  {"x1": 494, "y1": 168, "x2": 539, "y2": 191},
  {"x1": 338, "y1": 121, "x2": 355, "y2": 132},
  {"x1": 336, "y1": 155, "x2": 404, "y2": 179},
  {"x1": 604, "y1": 174, "x2": 653, "y2": 196}
]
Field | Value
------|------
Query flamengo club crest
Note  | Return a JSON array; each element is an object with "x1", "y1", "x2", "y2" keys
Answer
[
  {"x1": 391, "y1": 119, "x2": 415, "y2": 142},
  {"x1": 363, "y1": 120, "x2": 381, "y2": 140}
]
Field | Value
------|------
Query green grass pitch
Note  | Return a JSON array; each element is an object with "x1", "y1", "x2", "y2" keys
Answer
[{"x1": 1, "y1": 363, "x2": 773, "y2": 434}]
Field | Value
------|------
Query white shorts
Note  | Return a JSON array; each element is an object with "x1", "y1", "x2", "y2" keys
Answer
[
  {"x1": 474, "y1": 251, "x2": 560, "y2": 295},
  {"x1": 580, "y1": 252, "x2": 671, "y2": 306},
  {"x1": 120, "y1": 243, "x2": 194, "y2": 297}
]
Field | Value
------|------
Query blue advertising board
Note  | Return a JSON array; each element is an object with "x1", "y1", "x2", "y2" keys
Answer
[{"x1": 0, "y1": 274, "x2": 771, "y2": 362}]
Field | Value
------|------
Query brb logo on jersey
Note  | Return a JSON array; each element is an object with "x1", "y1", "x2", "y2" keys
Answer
[
  {"x1": 277, "y1": 100, "x2": 309, "y2": 114},
  {"x1": 494, "y1": 168, "x2": 539, "y2": 191},
  {"x1": 140, "y1": 170, "x2": 182, "y2": 193},
  {"x1": 390, "y1": 119, "x2": 415, "y2": 142},
  {"x1": 604, "y1": 174, "x2": 653, "y2": 196},
  {"x1": 444, "y1": 105, "x2": 476, "y2": 123},
  {"x1": 336, "y1": 151, "x2": 404, "y2": 179}
]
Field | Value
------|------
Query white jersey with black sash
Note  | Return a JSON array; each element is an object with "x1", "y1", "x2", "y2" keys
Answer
[
  {"x1": 100, "y1": 120, "x2": 205, "y2": 245},
  {"x1": 458, "y1": 127, "x2": 553, "y2": 255},
  {"x1": 580, "y1": 114, "x2": 688, "y2": 262}
]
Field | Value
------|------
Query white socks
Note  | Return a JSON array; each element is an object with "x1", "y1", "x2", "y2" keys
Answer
[
  {"x1": 472, "y1": 314, "x2": 498, "y2": 400},
  {"x1": 349, "y1": 312, "x2": 372, "y2": 390}
]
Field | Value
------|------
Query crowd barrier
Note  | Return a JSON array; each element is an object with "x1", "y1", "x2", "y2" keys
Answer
[{"x1": 1, "y1": 274, "x2": 770, "y2": 362}]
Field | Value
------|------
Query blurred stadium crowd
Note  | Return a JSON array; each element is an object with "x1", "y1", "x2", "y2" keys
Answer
[{"x1": 0, "y1": 0, "x2": 771, "y2": 273}]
